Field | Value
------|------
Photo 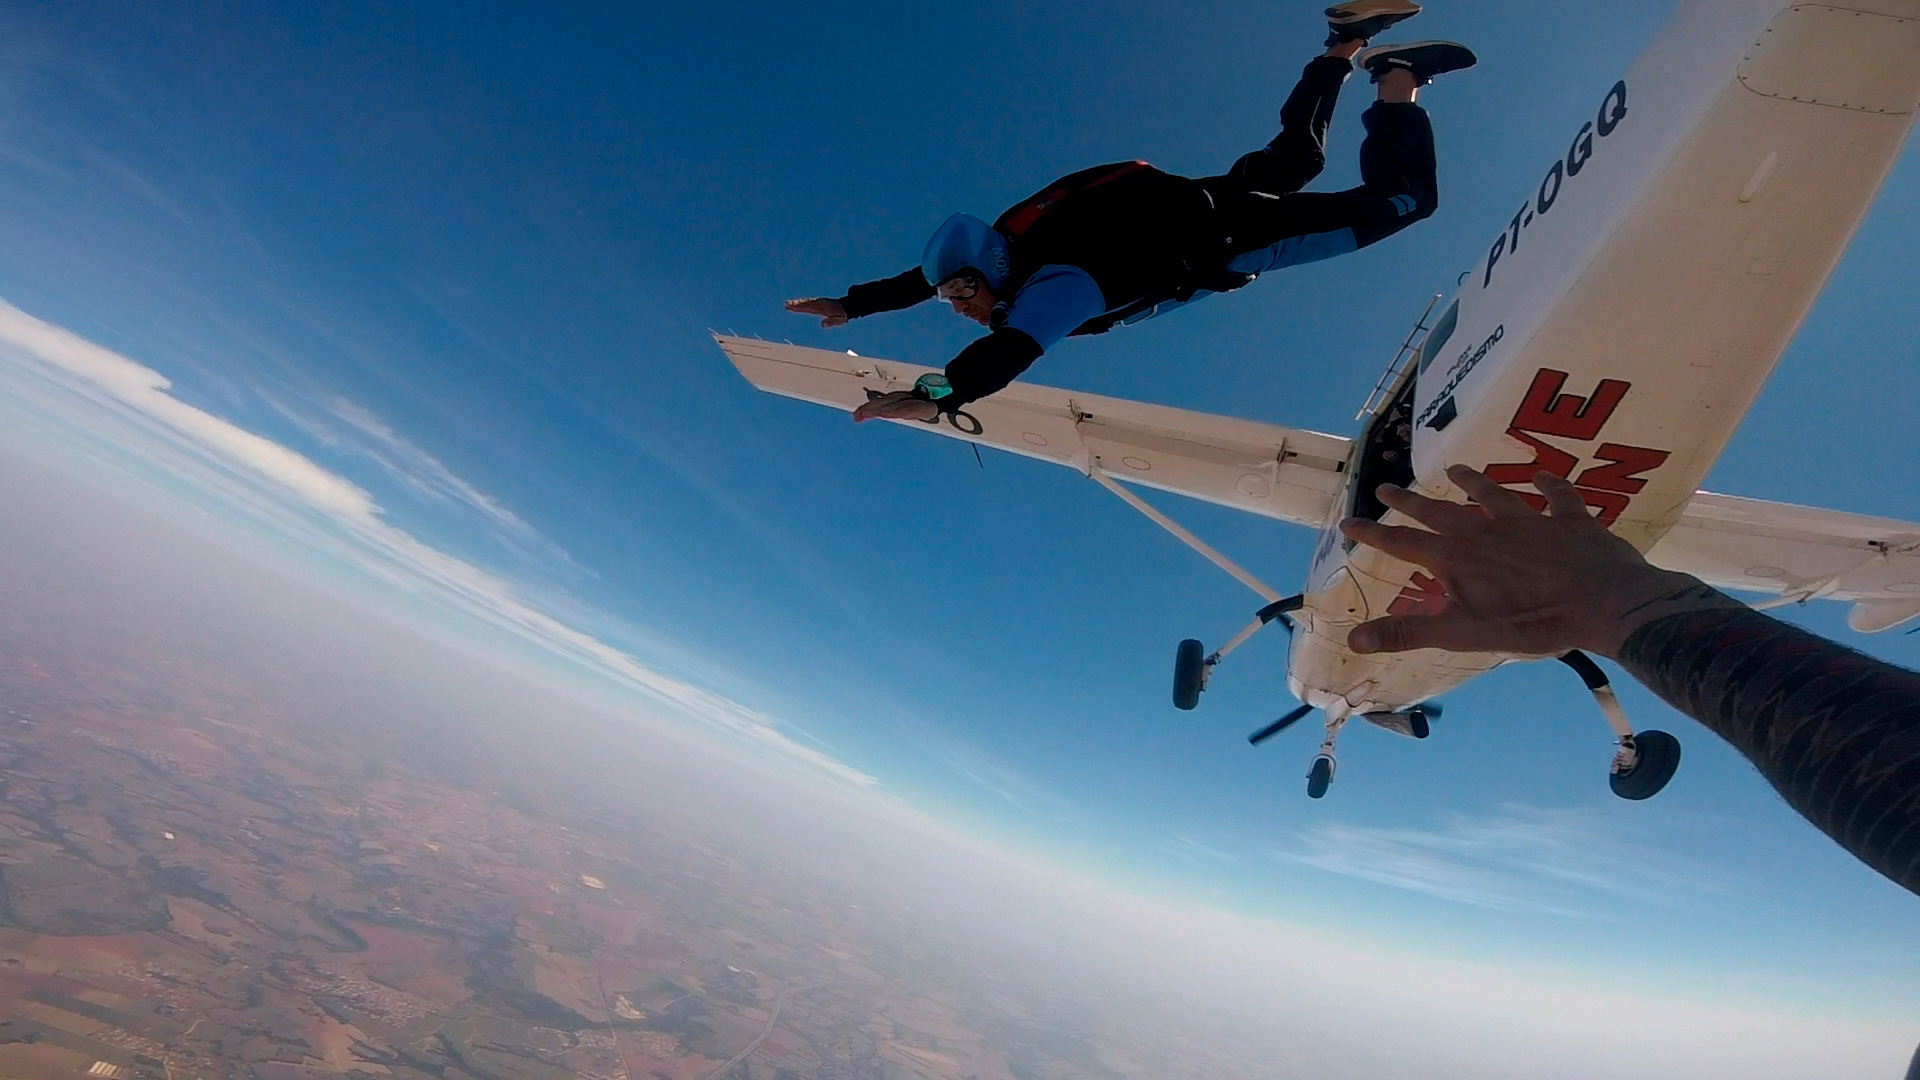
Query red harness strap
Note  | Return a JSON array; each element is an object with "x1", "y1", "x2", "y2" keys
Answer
[{"x1": 995, "y1": 160, "x2": 1153, "y2": 238}]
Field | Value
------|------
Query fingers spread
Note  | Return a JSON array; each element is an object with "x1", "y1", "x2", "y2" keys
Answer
[
  {"x1": 1374, "y1": 484, "x2": 1479, "y2": 533},
  {"x1": 1448, "y1": 465, "x2": 1538, "y2": 519},
  {"x1": 1340, "y1": 519, "x2": 1447, "y2": 568},
  {"x1": 1350, "y1": 615, "x2": 1442, "y2": 654},
  {"x1": 1349, "y1": 612, "x2": 1489, "y2": 655},
  {"x1": 1534, "y1": 470, "x2": 1591, "y2": 518}
]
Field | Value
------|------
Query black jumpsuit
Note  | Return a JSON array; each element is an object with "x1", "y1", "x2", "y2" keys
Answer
[{"x1": 838, "y1": 56, "x2": 1440, "y2": 409}]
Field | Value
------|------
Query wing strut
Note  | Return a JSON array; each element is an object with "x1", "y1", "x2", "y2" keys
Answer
[{"x1": 1085, "y1": 463, "x2": 1283, "y2": 603}]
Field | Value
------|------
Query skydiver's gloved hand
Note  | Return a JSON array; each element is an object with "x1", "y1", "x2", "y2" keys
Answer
[
  {"x1": 785, "y1": 297, "x2": 849, "y2": 328},
  {"x1": 852, "y1": 390, "x2": 938, "y2": 424},
  {"x1": 1337, "y1": 465, "x2": 1742, "y2": 660}
]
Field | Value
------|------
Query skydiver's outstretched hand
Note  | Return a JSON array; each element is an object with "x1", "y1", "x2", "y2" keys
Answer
[
  {"x1": 852, "y1": 390, "x2": 939, "y2": 424},
  {"x1": 786, "y1": 297, "x2": 849, "y2": 328},
  {"x1": 1339, "y1": 466, "x2": 1742, "y2": 660}
]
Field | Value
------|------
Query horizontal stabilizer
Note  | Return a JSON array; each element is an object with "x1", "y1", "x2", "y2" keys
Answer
[
  {"x1": 716, "y1": 335, "x2": 1352, "y2": 528},
  {"x1": 1651, "y1": 492, "x2": 1920, "y2": 629}
]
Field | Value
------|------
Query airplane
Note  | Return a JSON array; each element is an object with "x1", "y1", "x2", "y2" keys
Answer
[{"x1": 717, "y1": 0, "x2": 1920, "y2": 800}]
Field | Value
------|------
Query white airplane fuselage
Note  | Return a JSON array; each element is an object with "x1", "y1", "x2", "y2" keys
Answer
[{"x1": 1294, "y1": 0, "x2": 1920, "y2": 721}]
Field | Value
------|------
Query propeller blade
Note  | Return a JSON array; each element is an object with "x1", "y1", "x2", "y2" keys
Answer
[
  {"x1": 1248, "y1": 703, "x2": 1315, "y2": 746},
  {"x1": 1416, "y1": 701, "x2": 1442, "y2": 719}
]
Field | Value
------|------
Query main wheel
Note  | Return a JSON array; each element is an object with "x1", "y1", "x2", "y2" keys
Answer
[
  {"x1": 1609, "y1": 729, "x2": 1681, "y2": 800},
  {"x1": 1173, "y1": 639, "x2": 1206, "y2": 711},
  {"x1": 1306, "y1": 755, "x2": 1334, "y2": 799}
]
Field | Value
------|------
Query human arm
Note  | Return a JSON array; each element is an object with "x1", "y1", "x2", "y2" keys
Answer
[
  {"x1": 1339, "y1": 466, "x2": 1920, "y2": 897},
  {"x1": 847, "y1": 323, "x2": 1047, "y2": 423},
  {"x1": 849, "y1": 265, "x2": 1105, "y2": 422},
  {"x1": 787, "y1": 269, "x2": 935, "y2": 328},
  {"x1": 933, "y1": 264, "x2": 1106, "y2": 409},
  {"x1": 848, "y1": 328, "x2": 1046, "y2": 422},
  {"x1": 785, "y1": 297, "x2": 849, "y2": 327}
]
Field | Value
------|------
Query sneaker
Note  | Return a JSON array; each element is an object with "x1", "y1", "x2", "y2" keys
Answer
[
  {"x1": 1325, "y1": 0, "x2": 1421, "y2": 46},
  {"x1": 1358, "y1": 40, "x2": 1477, "y2": 85}
]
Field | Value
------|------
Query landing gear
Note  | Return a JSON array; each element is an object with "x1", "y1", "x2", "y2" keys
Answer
[
  {"x1": 1307, "y1": 755, "x2": 1335, "y2": 799},
  {"x1": 1306, "y1": 715, "x2": 1349, "y2": 799},
  {"x1": 1171, "y1": 595, "x2": 1303, "y2": 711},
  {"x1": 1357, "y1": 700, "x2": 1439, "y2": 740},
  {"x1": 1247, "y1": 705, "x2": 1347, "y2": 799},
  {"x1": 1559, "y1": 650, "x2": 1682, "y2": 801},
  {"x1": 1173, "y1": 639, "x2": 1206, "y2": 711},
  {"x1": 1609, "y1": 729, "x2": 1682, "y2": 801}
]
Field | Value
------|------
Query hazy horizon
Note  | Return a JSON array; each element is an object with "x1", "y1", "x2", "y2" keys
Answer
[{"x1": 1, "y1": 0, "x2": 1916, "y2": 1076}]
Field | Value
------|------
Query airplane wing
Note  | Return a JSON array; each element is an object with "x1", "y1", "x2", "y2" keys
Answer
[
  {"x1": 1650, "y1": 493, "x2": 1920, "y2": 632},
  {"x1": 715, "y1": 335, "x2": 1351, "y2": 528}
]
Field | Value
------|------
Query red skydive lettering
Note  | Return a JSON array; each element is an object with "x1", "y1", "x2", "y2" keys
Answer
[
  {"x1": 1484, "y1": 427, "x2": 1579, "y2": 486},
  {"x1": 1387, "y1": 571, "x2": 1450, "y2": 617},
  {"x1": 1575, "y1": 442, "x2": 1672, "y2": 494},
  {"x1": 1511, "y1": 368, "x2": 1631, "y2": 440}
]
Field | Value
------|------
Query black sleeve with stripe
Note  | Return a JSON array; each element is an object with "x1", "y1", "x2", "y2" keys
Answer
[
  {"x1": 941, "y1": 328, "x2": 1044, "y2": 410},
  {"x1": 1618, "y1": 605, "x2": 1920, "y2": 896},
  {"x1": 839, "y1": 268, "x2": 935, "y2": 319}
]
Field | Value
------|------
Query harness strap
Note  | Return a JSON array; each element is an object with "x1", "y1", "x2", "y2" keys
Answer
[{"x1": 996, "y1": 160, "x2": 1153, "y2": 238}]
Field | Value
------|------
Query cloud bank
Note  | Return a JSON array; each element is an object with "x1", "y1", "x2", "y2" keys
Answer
[
  {"x1": 1268, "y1": 803, "x2": 1743, "y2": 917},
  {"x1": 0, "y1": 297, "x2": 876, "y2": 790},
  {"x1": 2, "y1": 297, "x2": 1913, "y2": 1079}
]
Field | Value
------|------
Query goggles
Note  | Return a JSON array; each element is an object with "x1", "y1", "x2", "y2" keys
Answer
[{"x1": 936, "y1": 273, "x2": 984, "y2": 302}]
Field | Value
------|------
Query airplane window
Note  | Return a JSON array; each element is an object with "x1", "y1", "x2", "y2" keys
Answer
[{"x1": 1416, "y1": 299, "x2": 1460, "y2": 374}]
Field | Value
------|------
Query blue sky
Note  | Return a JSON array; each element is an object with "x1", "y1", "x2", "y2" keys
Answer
[{"x1": 1, "y1": 0, "x2": 1917, "y2": 1069}]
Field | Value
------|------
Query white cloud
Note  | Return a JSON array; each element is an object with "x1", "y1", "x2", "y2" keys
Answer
[
  {"x1": 0, "y1": 297, "x2": 876, "y2": 789},
  {"x1": 1266, "y1": 804, "x2": 1742, "y2": 916},
  {"x1": 2, "y1": 296, "x2": 1911, "y2": 1080},
  {"x1": 1164, "y1": 832, "x2": 1239, "y2": 863},
  {"x1": 259, "y1": 389, "x2": 584, "y2": 574},
  {"x1": 0, "y1": 302, "x2": 376, "y2": 518},
  {"x1": 901, "y1": 716, "x2": 1075, "y2": 815}
]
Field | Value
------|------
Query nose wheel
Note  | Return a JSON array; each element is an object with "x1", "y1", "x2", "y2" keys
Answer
[
  {"x1": 1306, "y1": 754, "x2": 1335, "y2": 799},
  {"x1": 1559, "y1": 651, "x2": 1682, "y2": 800},
  {"x1": 1245, "y1": 705, "x2": 1348, "y2": 799},
  {"x1": 1303, "y1": 716, "x2": 1349, "y2": 799}
]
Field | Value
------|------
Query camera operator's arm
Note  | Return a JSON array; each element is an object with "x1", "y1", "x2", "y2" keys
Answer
[{"x1": 1341, "y1": 466, "x2": 1920, "y2": 898}]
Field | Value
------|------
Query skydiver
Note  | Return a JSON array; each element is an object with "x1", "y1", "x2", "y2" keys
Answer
[{"x1": 784, "y1": 1, "x2": 1476, "y2": 422}]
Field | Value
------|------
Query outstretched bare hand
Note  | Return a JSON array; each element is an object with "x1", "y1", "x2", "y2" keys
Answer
[
  {"x1": 1338, "y1": 465, "x2": 1736, "y2": 660},
  {"x1": 786, "y1": 297, "x2": 849, "y2": 328},
  {"x1": 852, "y1": 390, "x2": 939, "y2": 424}
]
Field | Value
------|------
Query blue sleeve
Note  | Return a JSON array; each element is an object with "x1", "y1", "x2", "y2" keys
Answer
[{"x1": 1001, "y1": 264, "x2": 1108, "y2": 350}]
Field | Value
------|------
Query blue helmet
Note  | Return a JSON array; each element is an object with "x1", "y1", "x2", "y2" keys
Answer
[{"x1": 921, "y1": 213, "x2": 1011, "y2": 293}]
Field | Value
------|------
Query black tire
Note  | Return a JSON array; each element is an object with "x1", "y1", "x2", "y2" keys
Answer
[
  {"x1": 1306, "y1": 756, "x2": 1333, "y2": 799},
  {"x1": 1173, "y1": 639, "x2": 1206, "y2": 711},
  {"x1": 1609, "y1": 729, "x2": 1682, "y2": 800},
  {"x1": 1407, "y1": 708, "x2": 1431, "y2": 740}
]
